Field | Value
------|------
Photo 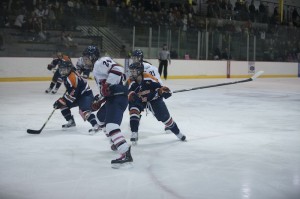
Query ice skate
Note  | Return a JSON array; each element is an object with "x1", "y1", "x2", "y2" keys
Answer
[
  {"x1": 164, "y1": 126, "x2": 172, "y2": 134},
  {"x1": 130, "y1": 132, "x2": 138, "y2": 145},
  {"x1": 176, "y1": 132, "x2": 186, "y2": 141},
  {"x1": 45, "y1": 88, "x2": 52, "y2": 93},
  {"x1": 111, "y1": 146, "x2": 133, "y2": 169},
  {"x1": 62, "y1": 117, "x2": 76, "y2": 128},
  {"x1": 88, "y1": 124, "x2": 102, "y2": 134},
  {"x1": 51, "y1": 88, "x2": 59, "y2": 94}
]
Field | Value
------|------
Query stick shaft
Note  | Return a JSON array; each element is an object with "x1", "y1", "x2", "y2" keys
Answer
[{"x1": 173, "y1": 71, "x2": 264, "y2": 93}]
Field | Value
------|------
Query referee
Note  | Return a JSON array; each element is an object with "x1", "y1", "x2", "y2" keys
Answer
[{"x1": 158, "y1": 44, "x2": 171, "y2": 80}]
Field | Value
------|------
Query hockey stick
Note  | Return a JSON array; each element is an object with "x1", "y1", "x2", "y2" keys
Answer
[
  {"x1": 27, "y1": 108, "x2": 56, "y2": 134},
  {"x1": 27, "y1": 90, "x2": 68, "y2": 134},
  {"x1": 173, "y1": 71, "x2": 264, "y2": 93}
]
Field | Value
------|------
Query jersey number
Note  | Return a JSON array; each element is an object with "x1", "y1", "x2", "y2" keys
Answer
[
  {"x1": 103, "y1": 60, "x2": 112, "y2": 67},
  {"x1": 149, "y1": 70, "x2": 155, "y2": 76}
]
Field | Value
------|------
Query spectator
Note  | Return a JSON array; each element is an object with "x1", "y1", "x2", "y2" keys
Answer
[
  {"x1": 14, "y1": 11, "x2": 26, "y2": 30},
  {"x1": 213, "y1": 47, "x2": 221, "y2": 60},
  {"x1": 47, "y1": 4, "x2": 56, "y2": 29},
  {"x1": 184, "y1": 52, "x2": 190, "y2": 60},
  {"x1": 61, "y1": 31, "x2": 77, "y2": 48},
  {"x1": 221, "y1": 47, "x2": 232, "y2": 60},
  {"x1": 249, "y1": 0, "x2": 256, "y2": 22},
  {"x1": 292, "y1": 7, "x2": 300, "y2": 27}
]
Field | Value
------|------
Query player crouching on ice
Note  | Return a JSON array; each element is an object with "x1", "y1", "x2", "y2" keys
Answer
[
  {"x1": 127, "y1": 62, "x2": 186, "y2": 145},
  {"x1": 53, "y1": 59, "x2": 101, "y2": 133}
]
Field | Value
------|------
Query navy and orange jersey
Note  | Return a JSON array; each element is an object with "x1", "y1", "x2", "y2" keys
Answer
[
  {"x1": 127, "y1": 72, "x2": 162, "y2": 102},
  {"x1": 62, "y1": 71, "x2": 92, "y2": 107},
  {"x1": 51, "y1": 54, "x2": 72, "y2": 67}
]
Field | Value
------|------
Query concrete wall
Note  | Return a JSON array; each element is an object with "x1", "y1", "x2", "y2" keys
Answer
[{"x1": 0, "y1": 57, "x2": 298, "y2": 82}]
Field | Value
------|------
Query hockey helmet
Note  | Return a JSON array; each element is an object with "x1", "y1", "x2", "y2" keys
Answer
[
  {"x1": 56, "y1": 51, "x2": 63, "y2": 59},
  {"x1": 131, "y1": 49, "x2": 144, "y2": 63},
  {"x1": 85, "y1": 45, "x2": 100, "y2": 63},
  {"x1": 58, "y1": 59, "x2": 73, "y2": 77},
  {"x1": 129, "y1": 62, "x2": 144, "y2": 79}
]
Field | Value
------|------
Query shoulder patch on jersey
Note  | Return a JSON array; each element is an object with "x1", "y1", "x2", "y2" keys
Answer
[
  {"x1": 67, "y1": 72, "x2": 78, "y2": 88},
  {"x1": 143, "y1": 73, "x2": 158, "y2": 82}
]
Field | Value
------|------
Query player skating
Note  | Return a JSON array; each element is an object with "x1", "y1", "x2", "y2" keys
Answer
[
  {"x1": 45, "y1": 52, "x2": 70, "y2": 94},
  {"x1": 130, "y1": 49, "x2": 163, "y2": 85},
  {"x1": 76, "y1": 48, "x2": 93, "y2": 79},
  {"x1": 85, "y1": 45, "x2": 133, "y2": 168},
  {"x1": 52, "y1": 59, "x2": 101, "y2": 132},
  {"x1": 131, "y1": 49, "x2": 176, "y2": 133},
  {"x1": 127, "y1": 62, "x2": 186, "y2": 145}
]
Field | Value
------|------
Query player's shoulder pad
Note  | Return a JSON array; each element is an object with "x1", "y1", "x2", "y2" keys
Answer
[
  {"x1": 67, "y1": 72, "x2": 78, "y2": 88},
  {"x1": 143, "y1": 72, "x2": 158, "y2": 82}
]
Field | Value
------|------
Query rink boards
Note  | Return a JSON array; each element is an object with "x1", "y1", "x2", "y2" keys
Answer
[{"x1": 0, "y1": 57, "x2": 298, "y2": 82}]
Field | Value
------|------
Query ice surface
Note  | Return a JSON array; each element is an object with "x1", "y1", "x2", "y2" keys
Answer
[{"x1": 0, "y1": 78, "x2": 300, "y2": 199}]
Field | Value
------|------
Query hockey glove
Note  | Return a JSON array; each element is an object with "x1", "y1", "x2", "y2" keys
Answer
[
  {"x1": 53, "y1": 98, "x2": 67, "y2": 109},
  {"x1": 91, "y1": 94, "x2": 106, "y2": 111},
  {"x1": 158, "y1": 86, "x2": 172, "y2": 99},
  {"x1": 47, "y1": 64, "x2": 54, "y2": 71},
  {"x1": 128, "y1": 91, "x2": 139, "y2": 102}
]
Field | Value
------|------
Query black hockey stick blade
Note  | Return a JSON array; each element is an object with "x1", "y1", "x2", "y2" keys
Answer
[
  {"x1": 27, "y1": 109, "x2": 56, "y2": 134},
  {"x1": 27, "y1": 128, "x2": 42, "y2": 134},
  {"x1": 173, "y1": 71, "x2": 264, "y2": 93}
]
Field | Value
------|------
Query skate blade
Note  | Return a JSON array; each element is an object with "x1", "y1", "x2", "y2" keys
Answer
[
  {"x1": 62, "y1": 126, "x2": 76, "y2": 130},
  {"x1": 131, "y1": 141, "x2": 138, "y2": 146},
  {"x1": 165, "y1": 129, "x2": 172, "y2": 134},
  {"x1": 88, "y1": 129, "x2": 101, "y2": 135},
  {"x1": 111, "y1": 162, "x2": 133, "y2": 169}
]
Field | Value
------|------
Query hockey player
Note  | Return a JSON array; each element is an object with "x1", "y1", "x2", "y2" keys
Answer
[
  {"x1": 131, "y1": 49, "x2": 163, "y2": 85},
  {"x1": 131, "y1": 49, "x2": 175, "y2": 133},
  {"x1": 127, "y1": 62, "x2": 186, "y2": 145},
  {"x1": 53, "y1": 59, "x2": 101, "y2": 133},
  {"x1": 87, "y1": 45, "x2": 133, "y2": 168},
  {"x1": 75, "y1": 48, "x2": 93, "y2": 79},
  {"x1": 45, "y1": 52, "x2": 69, "y2": 94}
]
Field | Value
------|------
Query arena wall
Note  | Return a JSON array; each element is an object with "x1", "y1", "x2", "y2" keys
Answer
[{"x1": 0, "y1": 57, "x2": 298, "y2": 82}]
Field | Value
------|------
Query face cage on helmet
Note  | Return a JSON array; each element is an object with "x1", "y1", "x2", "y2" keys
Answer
[
  {"x1": 82, "y1": 56, "x2": 93, "y2": 70},
  {"x1": 129, "y1": 69, "x2": 141, "y2": 80},
  {"x1": 131, "y1": 56, "x2": 142, "y2": 63},
  {"x1": 59, "y1": 66, "x2": 71, "y2": 77},
  {"x1": 57, "y1": 52, "x2": 63, "y2": 59}
]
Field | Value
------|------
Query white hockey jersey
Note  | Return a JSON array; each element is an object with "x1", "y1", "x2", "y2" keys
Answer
[
  {"x1": 93, "y1": 56, "x2": 125, "y2": 93},
  {"x1": 143, "y1": 61, "x2": 163, "y2": 85}
]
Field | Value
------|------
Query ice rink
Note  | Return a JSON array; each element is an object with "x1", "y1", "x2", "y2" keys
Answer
[{"x1": 0, "y1": 77, "x2": 300, "y2": 199}]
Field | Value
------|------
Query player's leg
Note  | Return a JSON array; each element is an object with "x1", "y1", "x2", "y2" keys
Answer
[
  {"x1": 45, "y1": 74, "x2": 57, "y2": 93},
  {"x1": 52, "y1": 73, "x2": 63, "y2": 94},
  {"x1": 77, "y1": 93, "x2": 100, "y2": 133},
  {"x1": 151, "y1": 99, "x2": 186, "y2": 141},
  {"x1": 128, "y1": 101, "x2": 144, "y2": 145},
  {"x1": 60, "y1": 106, "x2": 76, "y2": 128},
  {"x1": 105, "y1": 95, "x2": 133, "y2": 168}
]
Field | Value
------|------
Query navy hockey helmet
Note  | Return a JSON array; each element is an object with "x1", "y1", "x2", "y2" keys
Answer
[
  {"x1": 85, "y1": 45, "x2": 100, "y2": 63},
  {"x1": 129, "y1": 62, "x2": 144, "y2": 79},
  {"x1": 58, "y1": 59, "x2": 73, "y2": 77},
  {"x1": 131, "y1": 49, "x2": 144, "y2": 63}
]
